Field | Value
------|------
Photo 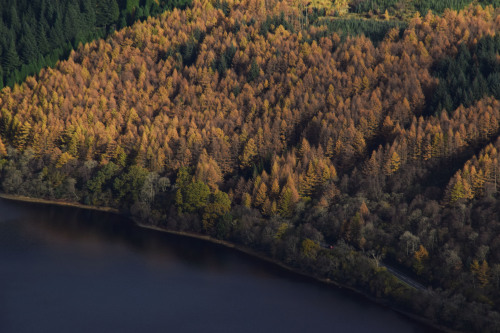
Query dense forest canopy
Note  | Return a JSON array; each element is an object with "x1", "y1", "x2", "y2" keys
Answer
[
  {"x1": 1, "y1": 0, "x2": 500, "y2": 331},
  {"x1": 350, "y1": 0, "x2": 500, "y2": 15},
  {"x1": 0, "y1": 0, "x2": 192, "y2": 88},
  {"x1": 0, "y1": 0, "x2": 495, "y2": 90}
]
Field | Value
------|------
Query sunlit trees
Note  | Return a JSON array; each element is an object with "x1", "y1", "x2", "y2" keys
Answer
[{"x1": 0, "y1": 1, "x2": 500, "y2": 329}]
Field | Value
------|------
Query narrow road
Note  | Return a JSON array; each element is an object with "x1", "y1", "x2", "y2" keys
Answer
[
  {"x1": 320, "y1": 243, "x2": 427, "y2": 291},
  {"x1": 381, "y1": 263, "x2": 427, "y2": 291}
]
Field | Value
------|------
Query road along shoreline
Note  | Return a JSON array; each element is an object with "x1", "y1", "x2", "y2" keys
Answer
[{"x1": 0, "y1": 193, "x2": 454, "y2": 333}]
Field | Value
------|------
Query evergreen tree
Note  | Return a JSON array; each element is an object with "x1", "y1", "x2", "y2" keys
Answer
[
  {"x1": 248, "y1": 59, "x2": 259, "y2": 82},
  {"x1": 96, "y1": 0, "x2": 120, "y2": 31},
  {"x1": 7, "y1": 5, "x2": 21, "y2": 33},
  {"x1": 49, "y1": 13, "x2": 65, "y2": 47},
  {"x1": 2, "y1": 39, "x2": 20, "y2": 73},
  {"x1": 35, "y1": 18, "x2": 51, "y2": 56},
  {"x1": 63, "y1": 3, "x2": 80, "y2": 44},
  {"x1": 126, "y1": 0, "x2": 140, "y2": 13},
  {"x1": 19, "y1": 22, "x2": 39, "y2": 63}
]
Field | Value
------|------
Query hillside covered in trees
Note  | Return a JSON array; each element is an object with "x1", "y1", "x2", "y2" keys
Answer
[
  {"x1": 0, "y1": 0, "x2": 192, "y2": 88},
  {"x1": 1, "y1": 0, "x2": 500, "y2": 331}
]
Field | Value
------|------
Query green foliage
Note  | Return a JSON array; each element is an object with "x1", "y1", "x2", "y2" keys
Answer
[
  {"x1": 429, "y1": 35, "x2": 500, "y2": 114},
  {"x1": 301, "y1": 238, "x2": 320, "y2": 260},
  {"x1": 96, "y1": 0, "x2": 120, "y2": 31},
  {"x1": 113, "y1": 164, "x2": 149, "y2": 203},
  {"x1": 260, "y1": 12, "x2": 294, "y2": 36},
  {"x1": 180, "y1": 37, "x2": 201, "y2": 67},
  {"x1": 177, "y1": 180, "x2": 210, "y2": 213},
  {"x1": 126, "y1": 0, "x2": 140, "y2": 13},
  {"x1": 211, "y1": 44, "x2": 236, "y2": 75},
  {"x1": 175, "y1": 167, "x2": 210, "y2": 213},
  {"x1": 214, "y1": 0, "x2": 231, "y2": 16},
  {"x1": 1, "y1": 2, "x2": 500, "y2": 331},
  {"x1": 351, "y1": 0, "x2": 400, "y2": 13},
  {"x1": 414, "y1": 0, "x2": 499, "y2": 14},
  {"x1": 247, "y1": 59, "x2": 260, "y2": 82},
  {"x1": 175, "y1": 166, "x2": 192, "y2": 189},
  {"x1": 86, "y1": 162, "x2": 120, "y2": 204},
  {"x1": 203, "y1": 190, "x2": 232, "y2": 234},
  {"x1": 351, "y1": 0, "x2": 499, "y2": 15},
  {"x1": 315, "y1": 18, "x2": 406, "y2": 43},
  {"x1": 2, "y1": 39, "x2": 21, "y2": 74},
  {"x1": 0, "y1": 0, "x2": 193, "y2": 90}
]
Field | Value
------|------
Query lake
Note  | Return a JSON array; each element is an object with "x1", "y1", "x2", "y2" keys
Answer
[{"x1": 0, "y1": 198, "x2": 440, "y2": 332}]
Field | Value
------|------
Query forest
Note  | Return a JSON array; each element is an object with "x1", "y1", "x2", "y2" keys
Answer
[
  {"x1": 1, "y1": 0, "x2": 500, "y2": 331},
  {"x1": 0, "y1": 0, "x2": 192, "y2": 89}
]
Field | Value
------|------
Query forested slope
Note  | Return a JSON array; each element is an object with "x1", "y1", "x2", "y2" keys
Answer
[
  {"x1": 0, "y1": 0, "x2": 192, "y2": 88},
  {"x1": 1, "y1": 0, "x2": 500, "y2": 331}
]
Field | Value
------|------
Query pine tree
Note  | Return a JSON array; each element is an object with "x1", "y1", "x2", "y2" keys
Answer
[
  {"x1": 19, "y1": 22, "x2": 39, "y2": 64},
  {"x1": 7, "y1": 5, "x2": 21, "y2": 33},
  {"x1": 36, "y1": 18, "x2": 50, "y2": 56},
  {"x1": 248, "y1": 59, "x2": 259, "y2": 82},
  {"x1": 97, "y1": 0, "x2": 120, "y2": 30},
  {"x1": 126, "y1": 0, "x2": 140, "y2": 14},
  {"x1": 2, "y1": 39, "x2": 20, "y2": 73}
]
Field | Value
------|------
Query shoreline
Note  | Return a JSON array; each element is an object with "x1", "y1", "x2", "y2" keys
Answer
[
  {"x1": 0, "y1": 193, "x2": 120, "y2": 214},
  {"x1": 0, "y1": 193, "x2": 453, "y2": 333},
  {"x1": 137, "y1": 223, "x2": 454, "y2": 333},
  {"x1": 136, "y1": 223, "x2": 341, "y2": 285}
]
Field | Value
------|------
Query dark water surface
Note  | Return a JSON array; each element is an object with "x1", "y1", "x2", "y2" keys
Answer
[{"x1": 0, "y1": 199, "x2": 439, "y2": 333}]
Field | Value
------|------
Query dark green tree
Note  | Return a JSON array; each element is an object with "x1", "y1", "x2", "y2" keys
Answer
[
  {"x1": 2, "y1": 39, "x2": 20, "y2": 73},
  {"x1": 7, "y1": 5, "x2": 21, "y2": 33},
  {"x1": 19, "y1": 22, "x2": 39, "y2": 63},
  {"x1": 96, "y1": 0, "x2": 120, "y2": 31},
  {"x1": 248, "y1": 59, "x2": 259, "y2": 82},
  {"x1": 113, "y1": 164, "x2": 149, "y2": 203},
  {"x1": 35, "y1": 18, "x2": 51, "y2": 56}
]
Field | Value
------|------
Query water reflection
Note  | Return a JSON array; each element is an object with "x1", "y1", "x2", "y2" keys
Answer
[{"x1": 0, "y1": 199, "x2": 440, "y2": 333}]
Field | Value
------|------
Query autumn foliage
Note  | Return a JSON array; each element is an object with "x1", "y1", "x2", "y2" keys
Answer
[{"x1": 1, "y1": 1, "x2": 500, "y2": 331}]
